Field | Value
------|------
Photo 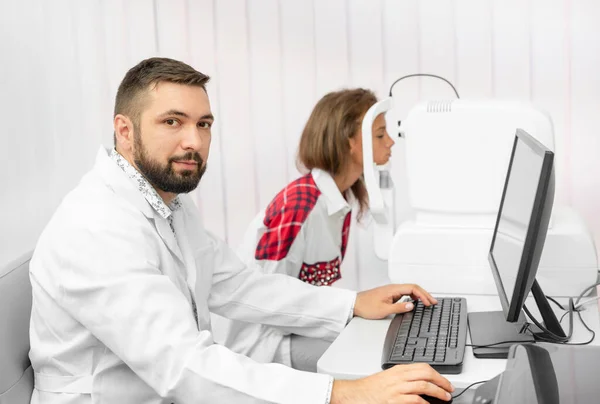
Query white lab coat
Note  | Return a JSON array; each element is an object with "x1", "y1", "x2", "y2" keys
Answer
[{"x1": 28, "y1": 148, "x2": 356, "y2": 404}]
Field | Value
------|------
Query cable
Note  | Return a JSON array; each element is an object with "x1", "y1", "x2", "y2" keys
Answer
[
  {"x1": 559, "y1": 310, "x2": 570, "y2": 323},
  {"x1": 536, "y1": 310, "x2": 595, "y2": 346},
  {"x1": 564, "y1": 310, "x2": 596, "y2": 345},
  {"x1": 532, "y1": 281, "x2": 599, "y2": 345},
  {"x1": 575, "y1": 295, "x2": 600, "y2": 310},
  {"x1": 471, "y1": 281, "x2": 598, "y2": 349},
  {"x1": 467, "y1": 283, "x2": 597, "y2": 358},
  {"x1": 451, "y1": 380, "x2": 488, "y2": 400},
  {"x1": 523, "y1": 299, "x2": 574, "y2": 343},
  {"x1": 546, "y1": 295, "x2": 568, "y2": 311},
  {"x1": 388, "y1": 74, "x2": 460, "y2": 98},
  {"x1": 575, "y1": 282, "x2": 600, "y2": 306},
  {"x1": 466, "y1": 337, "x2": 535, "y2": 349},
  {"x1": 555, "y1": 282, "x2": 600, "y2": 325}
]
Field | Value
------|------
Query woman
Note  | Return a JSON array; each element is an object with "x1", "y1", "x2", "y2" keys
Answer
[{"x1": 214, "y1": 88, "x2": 398, "y2": 371}]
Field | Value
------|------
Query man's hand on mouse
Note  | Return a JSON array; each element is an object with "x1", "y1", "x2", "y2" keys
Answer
[
  {"x1": 354, "y1": 283, "x2": 437, "y2": 319},
  {"x1": 330, "y1": 362, "x2": 454, "y2": 404}
]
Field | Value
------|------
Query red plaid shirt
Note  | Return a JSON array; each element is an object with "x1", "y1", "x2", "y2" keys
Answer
[{"x1": 252, "y1": 169, "x2": 352, "y2": 286}]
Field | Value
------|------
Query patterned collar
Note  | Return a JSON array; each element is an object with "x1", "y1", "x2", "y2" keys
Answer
[{"x1": 110, "y1": 149, "x2": 182, "y2": 220}]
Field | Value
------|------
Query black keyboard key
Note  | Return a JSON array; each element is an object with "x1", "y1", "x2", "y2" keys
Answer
[
  {"x1": 406, "y1": 337, "x2": 420, "y2": 345},
  {"x1": 399, "y1": 353, "x2": 414, "y2": 361}
]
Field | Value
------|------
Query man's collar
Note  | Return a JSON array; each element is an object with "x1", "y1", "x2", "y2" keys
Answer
[
  {"x1": 109, "y1": 149, "x2": 181, "y2": 220},
  {"x1": 311, "y1": 168, "x2": 350, "y2": 216}
]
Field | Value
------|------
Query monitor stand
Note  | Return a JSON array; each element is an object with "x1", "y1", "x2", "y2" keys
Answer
[{"x1": 467, "y1": 311, "x2": 535, "y2": 359}]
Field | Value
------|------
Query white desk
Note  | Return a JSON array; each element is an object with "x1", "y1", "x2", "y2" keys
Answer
[{"x1": 317, "y1": 294, "x2": 600, "y2": 388}]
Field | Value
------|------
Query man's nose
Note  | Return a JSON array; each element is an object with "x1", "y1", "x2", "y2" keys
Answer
[{"x1": 181, "y1": 126, "x2": 203, "y2": 150}]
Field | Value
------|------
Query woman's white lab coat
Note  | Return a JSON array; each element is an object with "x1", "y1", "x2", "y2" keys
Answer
[{"x1": 28, "y1": 148, "x2": 356, "y2": 404}]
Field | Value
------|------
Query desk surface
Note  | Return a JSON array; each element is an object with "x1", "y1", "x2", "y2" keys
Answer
[{"x1": 317, "y1": 294, "x2": 600, "y2": 388}]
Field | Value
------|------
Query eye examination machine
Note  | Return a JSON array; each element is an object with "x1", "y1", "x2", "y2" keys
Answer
[{"x1": 362, "y1": 97, "x2": 598, "y2": 298}]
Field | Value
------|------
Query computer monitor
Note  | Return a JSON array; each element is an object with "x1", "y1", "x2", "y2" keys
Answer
[{"x1": 468, "y1": 128, "x2": 566, "y2": 358}]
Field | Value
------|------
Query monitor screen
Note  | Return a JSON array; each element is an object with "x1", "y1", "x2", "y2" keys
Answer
[{"x1": 489, "y1": 129, "x2": 554, "y2": 322}]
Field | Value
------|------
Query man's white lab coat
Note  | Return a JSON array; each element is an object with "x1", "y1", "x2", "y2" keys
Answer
[{"x1": 28, "y1": 148, "x2": 356, "y2": 403}]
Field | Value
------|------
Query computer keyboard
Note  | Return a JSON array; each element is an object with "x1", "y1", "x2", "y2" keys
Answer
[{"x1": 381, "y1": 297, "x2": 468, "y2": 374}]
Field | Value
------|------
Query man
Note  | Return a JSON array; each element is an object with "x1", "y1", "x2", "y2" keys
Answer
[{"x1": 29, "y1": 57, "x2": 453, "y2": 403}]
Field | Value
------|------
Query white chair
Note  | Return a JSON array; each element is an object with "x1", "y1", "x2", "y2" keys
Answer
[{"x1": 0, "y1": 251, "x2": 34, "y2": 404}]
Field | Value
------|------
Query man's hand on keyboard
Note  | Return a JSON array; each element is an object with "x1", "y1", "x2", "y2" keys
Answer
[
  {"x1": 354, "y1": 284, "x2": 438, "y2": 319},
  {"x1": 330, "y1": 362, "x2": 454, "y2": 404}
]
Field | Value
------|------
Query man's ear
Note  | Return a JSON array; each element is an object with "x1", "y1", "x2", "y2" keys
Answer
[{"x1": 114, "y1": 114, "x2": 135, "y2": 152}]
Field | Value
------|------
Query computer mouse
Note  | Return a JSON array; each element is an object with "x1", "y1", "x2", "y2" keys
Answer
[{"x1": 419, "y1": 395, "x2": 453, "y2": 404}]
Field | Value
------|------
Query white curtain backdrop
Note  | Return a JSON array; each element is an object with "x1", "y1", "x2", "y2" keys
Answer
[{"x1": 1, "y1": 0, "x2": 599, "y2": 290}]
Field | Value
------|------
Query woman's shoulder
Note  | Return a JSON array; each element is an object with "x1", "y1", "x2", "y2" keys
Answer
[
  {"x1": 254, "y1": 173, "x2": 323, "y2": 261},
  {"x1": 263, "y1": 173, "x2": 322, "y2": 223}
]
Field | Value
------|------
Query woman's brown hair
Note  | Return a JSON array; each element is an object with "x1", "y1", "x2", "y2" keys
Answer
[{"x1": 297, "y1": 88, "x2": 377, "y2": 219}]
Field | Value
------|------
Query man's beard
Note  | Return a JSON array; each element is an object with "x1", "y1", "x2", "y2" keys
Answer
[{"x1": 133, "y1": 131, "x2": 206, "y2": 194}]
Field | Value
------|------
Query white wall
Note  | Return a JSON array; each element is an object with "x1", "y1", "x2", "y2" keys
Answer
[{"x1": 1, "y1": 0, "x2": 599, "y2": 289}]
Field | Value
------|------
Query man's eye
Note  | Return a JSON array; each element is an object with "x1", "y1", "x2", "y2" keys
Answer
[
  {"x1": 198, "y1": 121, "x2": 212, "y2": 129},
  {"x1": 165, "y1": 119, "x2": 178, "y2": 126}
]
